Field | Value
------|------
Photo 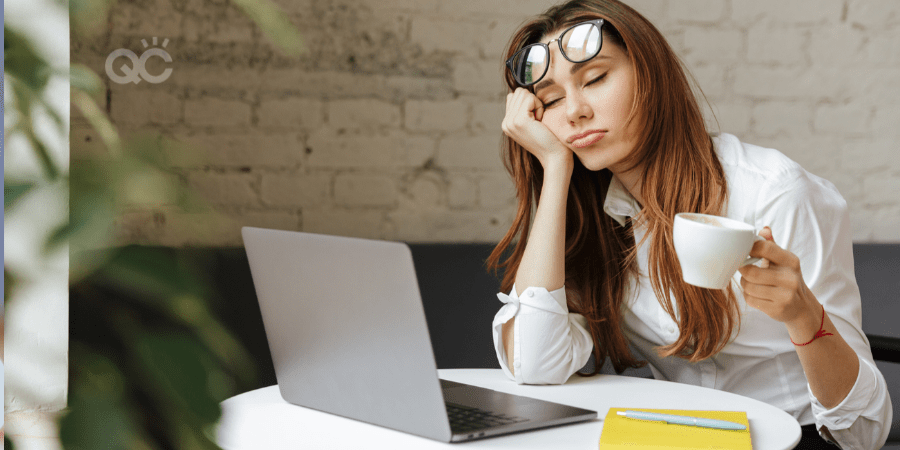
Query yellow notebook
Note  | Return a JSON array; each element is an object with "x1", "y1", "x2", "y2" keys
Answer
[{"x1": 598, "y1": 408, "x2": 752, "y2": 450}]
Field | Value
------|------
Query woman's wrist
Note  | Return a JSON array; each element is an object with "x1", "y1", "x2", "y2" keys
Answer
[
  {"x1": 541, "y1": 150, "x2": 574, "y2": 179},
  {"x1": 785, "y1": 297, "x2": 828, "y2": 344}
]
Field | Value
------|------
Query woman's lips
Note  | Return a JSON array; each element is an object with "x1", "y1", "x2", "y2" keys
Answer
[{"x1": 569, "y1": 130, "x2": 605, "y2": 148}]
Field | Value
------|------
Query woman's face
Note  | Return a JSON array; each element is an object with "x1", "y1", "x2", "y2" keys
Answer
[{"x1": 533, "y1": 28, "x2": 640, "y2": 173}]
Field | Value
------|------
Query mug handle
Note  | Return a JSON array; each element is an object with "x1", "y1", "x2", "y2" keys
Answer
[{"x1": 740, "y1": 234, "x2": 767, "y2": 267}]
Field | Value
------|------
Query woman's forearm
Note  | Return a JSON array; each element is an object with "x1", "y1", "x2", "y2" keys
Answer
[
  {"x1": 787, "y1": 305, "x2": 860, "y2": 409},
  {"x1": 503, "y1": 155, "x2": 573, "y2": 374},
  {"x1": 513, "y1": 156, "x2": 574, "y2": 296}
]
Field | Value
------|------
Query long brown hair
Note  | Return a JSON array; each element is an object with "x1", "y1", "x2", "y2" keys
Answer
[{"x1": 487, "y1": 0, "x2": 738, "y2": 374}]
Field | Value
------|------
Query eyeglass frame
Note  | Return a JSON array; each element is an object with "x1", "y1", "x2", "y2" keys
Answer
[{"x1": 505, "y1": 18, "x2": 606, "y2": 88}]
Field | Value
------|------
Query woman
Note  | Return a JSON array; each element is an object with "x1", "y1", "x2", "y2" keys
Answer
[{"x1": 487, "y1": 1, "x2": 892, "y2": 449}]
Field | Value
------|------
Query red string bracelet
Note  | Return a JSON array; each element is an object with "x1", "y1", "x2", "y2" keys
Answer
[{"x1": 791, "y1": 304, "x2": 834, "y2": 346}]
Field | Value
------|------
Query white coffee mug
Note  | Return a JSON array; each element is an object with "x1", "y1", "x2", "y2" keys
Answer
[{"x1": 673, "y1": 213, "x2": 765, "y2": 289}]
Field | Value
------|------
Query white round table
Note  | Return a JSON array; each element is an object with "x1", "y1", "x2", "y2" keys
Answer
[{"x1": 217, "y1": 369, "x2": 801, "y2": 449}]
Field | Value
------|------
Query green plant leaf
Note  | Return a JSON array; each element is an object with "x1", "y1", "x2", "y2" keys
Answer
[
  {"x1": 4, "y1": 27, "x2": 52, "y2": 92},
  {"x1": 231, "y1": 0, "x2": 306, "y2": 56},
  {"x1": 4, "y1": 182, "x2": 35, "y2": 210},
  {"x1": 59, "y1": 346, "x2": 150, "y2": 450},
  {"x1": 70, "y1": 64, "x2": 103, "y2": 96}
]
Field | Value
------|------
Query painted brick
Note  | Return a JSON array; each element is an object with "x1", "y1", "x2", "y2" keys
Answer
[
  {"x1": 840, "y1": 140, "x2": 898, "y2": 172},
  {"x1": 411, "y1": 17, "x2": 479, "y2": 56},
  {"x1": 183, "y1": 7, "x2": 255, "y2": 44},
  {"x1": 858, "y1": 69, "x2": 900, "y2": 104},
  {"x1": 402, "y1": 171, "x2": 445, "y2": 207},
  {"x1": 303, "y1": 208, "x2": 388, "y2": 239},
  {"x1": 260, "y1": 173, "x2": 332, "y2": 207},
  {"x1": 334, "y1": 174, "x2": 398, "y2": 207},
  {"x1": 624, "y1": 0, "x2": 669, "y2": 25},
  {"x1": 809, "y1": 26, "x2": 867, "y2": 68},
  {"x1": 382, "y1": 76, "x2": 456, "y2": 102},
  {"x1": 732, "y1": 0, "x2": 844, "y2": 25},
  {"x1": 871, "y1": 106, "x2": 900, "y2": 137},
  {"x1": 79, "y1": 0, "x2": 900, "y2": 248},
  {"x1": 263, "y1": 70, "x2": 386, "y2": 98},
  {"x1": 682, "y1": 28, "x2": 742, "y2": 63},
  {"x1": 688, "y1": 64, "x2": 727, "y2": 98},
  {"x1": 168, "y1": 65, "x2": 264, "y2": 90},
  {"x1": 149, "y1": 91, "x2": 182, "y2": 125},
  {"x1": 307, "y1": 129, "x2": 434, "y2": 169},
  {"x1": 871, "y1": 207, "x2": 900, "y2": 241},
  {"x1": 110, "y1": 87, "x2": 179, "y2": 129},
  {"x1": 863, "y1": 175, "x2": 900, "y2": 206},
  {"x1": 471, "y1": 101, "x2": 505, "y2": 134},
  {"x1": 435, "y1": 0, "x2": 545, "y2": 18},
  {"x1": 437, "y1": 134, "x2": 505, "y2": 170},
  {"x1": 188, "y1": 172, "x2": 259, "y2": 206},
  {"x1": 453, "y1": 59, "x2": 506, "y2": 95},
  {"x1": 448, "y1": 175, "x2": 478, "y2": 208},
  {"x1": 708, "y1": 101, "x2": 752, "y2": 135},
  {"x1": 405, "y1": 100, "x2": 468, "y2": 131},
  {"x1": 814, "y1": 104, "x2": 871, "y2": 134},
  {"x1": 668, "y1": 0, "x2": 726, "y2": 23},
  {"x1": 479, "y1": 18, "x2": 526, "y2": 61},
  {"x1": 109, "y1": 88, "x2": 151, "y2": 126},
  {"x1": 866, "y1": 32, "x2": 900, "y2": 67},
  {"x1": 386, "y1": 209, "x2": 513, "y2": 243},
  {"x1": 327, "y1": 99, "x2": 402, "y2": 130},
  {"x1": 109, "y1": 0, "x2": 182, "y2": 37},
  {"x1": 747, "y1": 25, "x2": 805, "y2": 65},
  {"x1": 155, "y1": 211, "x2": 235, "y2": 246},
  {"x1": 733, "y1": 67, "x2": 848, "y2": 99},
  {"x1": 185, "y1": 97, "x2": 251, "y2": 127},
  {"x1": 478, "y1": 173, "x2": 515, "y2": 208},
  {"x1": 268, "y1": 0, "x2": 315, "y2": 14},
  {"x1": 847, "y1": 0, "x2": 900, "y2": 29},
  {"x1": 259, "y1": 98, "x2": 324, "y2": 130},
  {"x1": 174, "y1": 133, "x2": 304, "y2": 168},
  {"x1": 752, "y1": 102, "x2": 812, "y2": 136}
]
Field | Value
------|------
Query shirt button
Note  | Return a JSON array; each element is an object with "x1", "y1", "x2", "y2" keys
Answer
[
  {"x1": 667, "y1": 325, "x2": 676, "y2": 334},
  {"x1": 514, "y1": 361, "x2": 521, "y2": 368},
  {"x1": 527, "y1": 291, "x2": 535, "y2": 297}
]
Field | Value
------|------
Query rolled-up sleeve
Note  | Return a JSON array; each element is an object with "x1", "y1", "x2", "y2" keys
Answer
[
  {"x1": 755, "y1": 164, "x2": 893, "y2": 449},
  {"x1": 491, "y1": 285, "x2": 594, "y2": 385},
  {"x1": 808, "y1": 356, "x2": 892, "y2": 450}
]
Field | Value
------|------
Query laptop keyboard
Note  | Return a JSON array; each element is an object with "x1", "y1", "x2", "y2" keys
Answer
[{"x1": 445, "y1": 402, "x2": 528, "y2": 433}]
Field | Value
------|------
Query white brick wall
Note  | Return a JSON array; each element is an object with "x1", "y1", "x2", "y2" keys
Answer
[{"x1": 76, "y1": 0, "x2": 900, "y2": 244}]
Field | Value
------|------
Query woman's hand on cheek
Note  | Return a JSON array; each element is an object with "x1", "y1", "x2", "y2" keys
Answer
[
  {"x1": 738, "y1": 227, "x2": 821, "y2": 326},
  {"x1": 502, "y1": 88, "x2": 572, "y2": 169}
]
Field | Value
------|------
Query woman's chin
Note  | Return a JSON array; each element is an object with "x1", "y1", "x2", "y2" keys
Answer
[{"x1": 574, "y1": 153, "x2": 609, "y2": 172}]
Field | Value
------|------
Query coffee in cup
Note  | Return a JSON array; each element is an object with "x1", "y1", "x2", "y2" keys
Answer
[{"x1": 673, "y1": 213, "x2": 765, "y2": 289}]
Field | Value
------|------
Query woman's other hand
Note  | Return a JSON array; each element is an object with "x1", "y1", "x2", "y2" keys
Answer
[
  {"x1": 738, "y1": 227, "x2": 823, "y2": 332},
  {"x1": 502, "y1": 88, "x2": 572, "y2": 169}
]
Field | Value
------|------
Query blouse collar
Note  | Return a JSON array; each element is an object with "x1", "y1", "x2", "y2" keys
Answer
[{"x1": 603, "y1": 175, "x2": 641, "y2": 227}]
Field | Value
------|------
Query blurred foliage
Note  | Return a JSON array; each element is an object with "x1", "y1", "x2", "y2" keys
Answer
[{"x1": 3, "y1": 0, "x2": 305, "y2": 448}]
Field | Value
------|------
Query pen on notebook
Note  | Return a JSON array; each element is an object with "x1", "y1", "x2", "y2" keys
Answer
[{"x1": 617, "y1": 411, "x2": 747, "y2": 431}]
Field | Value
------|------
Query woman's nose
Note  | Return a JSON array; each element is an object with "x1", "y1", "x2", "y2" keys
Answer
[{"x1": 566, "y1": 90, "x2": 593, "y2": 124}]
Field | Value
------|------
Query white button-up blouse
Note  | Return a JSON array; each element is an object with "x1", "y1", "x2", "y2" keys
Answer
[{"x1": 491, "y1": 133, "x2": 892, "y2": 449}]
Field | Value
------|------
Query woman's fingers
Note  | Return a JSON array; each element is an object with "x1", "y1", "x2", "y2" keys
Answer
[
  {"x1": 741, "y1": 276, "x2": 792, "y2": 304},
  {"x1": 532, "y1": 94, "x2": 545, "y2": 122},
  {"x1": 502, "y1": 88, "x2": 570, "y2": 166}
]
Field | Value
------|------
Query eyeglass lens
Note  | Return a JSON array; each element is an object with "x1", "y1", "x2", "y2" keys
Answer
[{"x1": 511, "y1": 22, "x2": 602, "y2": 86}]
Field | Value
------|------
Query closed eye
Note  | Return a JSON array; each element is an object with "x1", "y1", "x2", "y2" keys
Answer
[
  {"x1": 543, "y1": 98, "x2": 563, "y2": 108},
  {"x1": 586, "y1": 73, "x2": 607, "y2": 87}
]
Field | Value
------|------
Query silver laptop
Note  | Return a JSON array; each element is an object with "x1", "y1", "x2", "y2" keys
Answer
[{"x1": 241, "y1": 227, "x2": 597, "y2": 443}]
